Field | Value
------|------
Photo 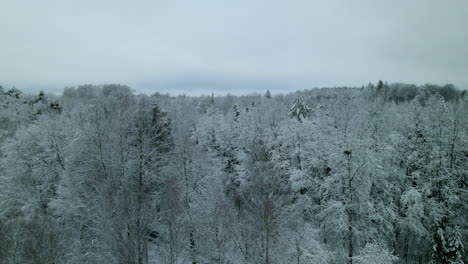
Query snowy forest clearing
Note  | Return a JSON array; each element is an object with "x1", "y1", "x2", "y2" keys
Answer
[{"x1": 0, "y1": 83, "x2": 466, "y2": 264}]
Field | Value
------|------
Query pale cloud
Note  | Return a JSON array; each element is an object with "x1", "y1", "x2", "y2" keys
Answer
[{"x1": 1, "y1": 0, "x2": 467, "y2": 94}]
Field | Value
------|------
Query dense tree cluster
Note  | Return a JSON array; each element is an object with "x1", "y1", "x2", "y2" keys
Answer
[{"x1": 0, "y1": 82, "x2": 467, "y2": 264}]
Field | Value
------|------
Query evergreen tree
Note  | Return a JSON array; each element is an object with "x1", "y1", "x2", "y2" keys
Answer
[{"x1": 289, "y1": 97, "x2": 311, "y2": 122}]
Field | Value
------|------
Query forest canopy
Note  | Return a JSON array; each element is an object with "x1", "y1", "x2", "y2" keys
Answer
[{"x1": 0, "y1": 82, "x2": 467, "y2": 264}]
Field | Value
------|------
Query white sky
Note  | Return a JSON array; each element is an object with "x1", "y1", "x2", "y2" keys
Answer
[{"x1": 1, "y1": 0, "x2": 467, "y2": 94}]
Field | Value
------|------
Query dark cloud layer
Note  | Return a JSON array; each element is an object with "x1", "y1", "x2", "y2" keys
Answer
[{"x1": 1, "y1": 0, "x2": 467, "y2": 94}]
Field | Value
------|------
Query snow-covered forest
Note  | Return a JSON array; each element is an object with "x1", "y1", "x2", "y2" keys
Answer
[{"x1": 0, "y1": 82, "x2": 466, "y2": 264}]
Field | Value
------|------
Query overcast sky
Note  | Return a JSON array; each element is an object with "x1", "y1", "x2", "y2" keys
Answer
[{"x1": 1, "y1": 0, "x2": 467, "y2": 95}]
